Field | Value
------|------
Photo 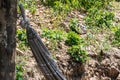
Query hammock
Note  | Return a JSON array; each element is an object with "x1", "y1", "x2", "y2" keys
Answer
[{"x1": 19, "y1": 4, "x2": 66, "y2": 80}]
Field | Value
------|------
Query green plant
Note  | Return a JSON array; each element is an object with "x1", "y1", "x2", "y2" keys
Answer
[
  {"x1": 41, "y1": 28, "x2": 66, "y2": 41},
  {"x1": 19, "y1": 0, "x2": 36, "y2": 14},
  {"x1": 17, "y1": 29, "x2": 27, "y2": 43},
  {"x1": 41, "y1": 0, "x2": 56, "y2": 6},
  {"x1": 53, "y1": 1, "x2": 70, "y2": 15},
  {"x1": 65, "y1": 31, "x2": 84, "y2": 46},
  {"x1": 41, "y1": 0, "x2": 113, "y2": 14},
  {"x1": 84, "y1": 8, "x2": 114, "y2": 28},
  {"x1": 80, "y1": 0, "x2": 113, "y2": 10},
  {"x1": 16, "y1": 29, "x2": 28, "y2": 50},
  {"x1": 42, "y1": 28, "x2": 67, "y2": 52},
  {"x1": 68, "y1": 45, "x2": 88, "y2": 62},
  {"x1": 116, "y1": 0, "x2": 120, "y2": 2},
  {"x1": 112, "y1": 28, "x2": 120, "y2": 47},
  {"x1": 16, "y1": 62, "x2": 25, "y2": 80},
  {"x1": 41, "y1": 0, "x2": 81, "y2": 15},
  {"x1": 69, "y1": 18, "x2": 79, "y2": 32}
]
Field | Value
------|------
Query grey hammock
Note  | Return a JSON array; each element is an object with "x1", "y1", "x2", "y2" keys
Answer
[{"x1": 19, "y1": 4, "x2": 66, "y2": 80}]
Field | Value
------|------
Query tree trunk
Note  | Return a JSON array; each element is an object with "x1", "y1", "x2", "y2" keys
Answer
[{"x1": 0, "y1": 0, "x2": 17, "y2": 80}]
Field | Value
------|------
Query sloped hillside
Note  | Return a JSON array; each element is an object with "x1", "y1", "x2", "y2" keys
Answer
[{"x1": 16, "y1": 0, "x2": 120, "y2": 80}]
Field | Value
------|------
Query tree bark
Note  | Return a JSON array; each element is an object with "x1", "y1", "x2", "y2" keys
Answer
[{"x1": 0, "y1": 0, "x2": 17, "y2": 80}]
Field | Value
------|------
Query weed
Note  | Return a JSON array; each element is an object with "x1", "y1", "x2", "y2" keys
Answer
[
  {"x1": 41, "y1": 28, "x2": 67, "y2": 51},
  {"x1": 80, "y1": 0, "x2": 113, "y2": 10},
  {"x1": 68, "y1": 45, "x2": 88, "y2": 63},
  {"x1": 41, "y1": 0, "x2": 113, "y2": 14},
  {"x1": 17, "y1": 29, "x2": 27, "y2": 43},
  {"x1": 65, "y1": 31, "x2": 84, "y2": 46},
  {"x1": 48, "y1": 39, "x2": 59, "y2": 52},
  {"x1": 41, "y1": 0, "x2": 80, "y2": 15},
  {"x1": 16, "y1": 62, "x2": 25, "y2": 80},
  {"x1": 84, "y1": 8, "x2": 114, "y2": 28},
  {"x1": 69, "y1": 18, "x2": 79, "y2": 33},
  {"x1": 41, "y1": 0, "x2": 56, "y2": 6},
  {"x1": 116, "y1": 0, "x2": 120, "y2": 2},
  {"x1": 110, "y1": 24, "x2": 120, "y2": 32},
  {"x1": 112, "y1": 28, "x2": 120, "y2": 47},
  {"x1": 53, "y1": 1, "x2": 70, "y2": 15},
  {"x1": 16, "y1": 29, "x2": 28, "y2": 50},
  {"x1": 41, "y1": 28, "x2": 66, "y2": 41}
]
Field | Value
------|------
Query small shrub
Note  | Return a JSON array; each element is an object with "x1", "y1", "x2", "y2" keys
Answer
[
  {"x1": 41, "y1": 28, "x2": 66, "y2": 41},
  {"x1": 114, "y1": 28, "x2": 120, "y2": 41},
  {"x1": 68, "y1": 45, "x2": 88, "y2": 62},
  {"x1": 16, "y1": 63, "x2": 25, "y2": 80},
  {"x1": 80, "y1": 0, "x2": 113, "y2": 10},
  {"x1": 53, "y1": 1, "x2": 70, "y2": 15},
  {"x1": 41, "y1": 0, "x2": 113, "y2": 15},
  {"x1": 16, "y1": 29, "x2": 28, "y2": 50},
  {"x1": 41, "y1": 0, "x2": 81, "y2": 15},
  {"x1": 69, "y1": 18, "x2": 79, "y2": 32},
  {"x1": 112, "y1": 28, "x2": 120, "y2": 47},
  {"x1": 116, "y1": 0, "x2": 120, "y2": 2},
  {"x1": 65, "y1": 31, "x2": 84, "y2": 46},
  {"x1": 84, "y1": 8, "x2": 114, "y2": 28},
  {"x1": 41, "y1": 0, "x2": 56, "y2": 6},
  {"x1": 17, "y1": 29, "x2": 27, "y2": 43}
]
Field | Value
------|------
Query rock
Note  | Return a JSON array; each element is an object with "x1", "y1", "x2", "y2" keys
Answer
[
  {"x1": 56, "y1": 55, "x2": 61, "y2": 61},
  {"x1": 58, "y1": 22, "x2": 70, "y2": 32},
  {"x1": 62, "y1": 62, "x2": 68, "y2": 67},
  {"x1": 78, "y1": 23, "x2": 87, "y2": 34},
  {"x1": 58, "y1": 42, "x2": 62, "y2": 49},
  {"x1": 101, "y1": 58, "x2": 110, "y2": 66},
  {"x1": 59, "y1": 22, "x2": 66, "y2": 28},
  {"x1": 35, "y1": 9, "x2": 39, "y2": 16},
  {"x1": 88, "y1": 59, "x2": 99, "y2": 67},
  {"x1": 114, "y1": 52, "x2": 120, "y2": 59},
  {"x1": 115, "y1": 16, "x2": 120, "y2": 22},
  {"x1": 112, "y1": 48, "x2": 120, "y2": 59}
]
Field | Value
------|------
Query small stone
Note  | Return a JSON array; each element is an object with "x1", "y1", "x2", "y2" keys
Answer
[
  {"x1": 78, "y1": 23, "x2": 87, "y2": 34},
  {"x1": 114, "y1": 53, "x2": 120, "y2": 59},
  {"x1": 101, "y1": 58, "x2": 110, "y2": 65}
]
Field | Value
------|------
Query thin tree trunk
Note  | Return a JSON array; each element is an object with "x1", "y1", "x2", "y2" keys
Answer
[{"x1": 0, "y1": 0, "x2": 17, "y2": 80}]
